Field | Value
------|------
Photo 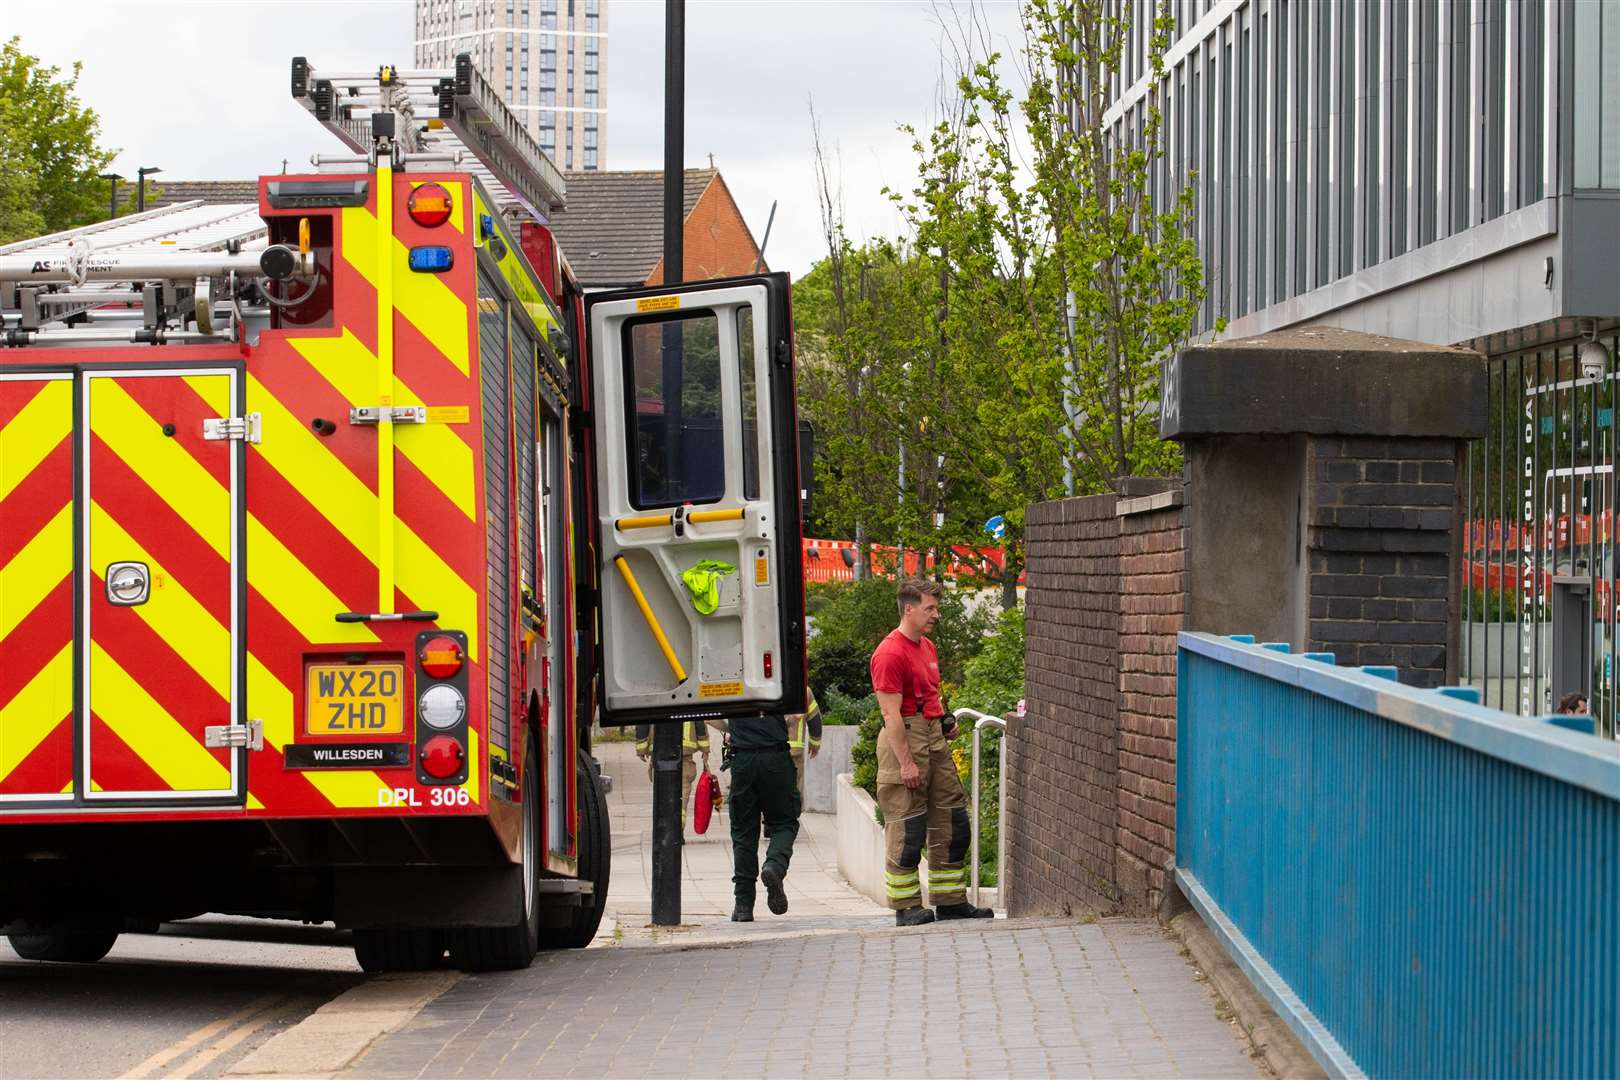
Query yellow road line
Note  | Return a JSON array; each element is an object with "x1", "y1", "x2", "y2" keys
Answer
[
  {"x1": 167, "y1": 997, "x2": 315, "y2": 1080},
  {"x1": 117, "y1": 993, "x2": 284, "y2": 1079}
]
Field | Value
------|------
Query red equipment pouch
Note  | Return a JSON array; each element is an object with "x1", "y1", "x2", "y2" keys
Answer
[{"x1": 694, "y1": 771, "x2": 720, "y2": 834}]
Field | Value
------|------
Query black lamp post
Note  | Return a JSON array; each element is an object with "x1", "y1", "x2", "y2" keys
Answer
[
  {"x1": 136, "y1": 166, "x2": 162, "y2": 213},
  {"x1": 98, "y1": 173, "x2": 122, "y2": 219}
]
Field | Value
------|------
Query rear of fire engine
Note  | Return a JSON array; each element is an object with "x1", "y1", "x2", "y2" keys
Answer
[{"x1": 0, "y1": 57, "x2": 806, "y2": 972}]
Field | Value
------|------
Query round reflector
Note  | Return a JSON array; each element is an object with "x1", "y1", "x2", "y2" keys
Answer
[
  {"x1": 418, "y1": 634, "x2": 464, "y2": 678},
  {"x1": 420, "y1": 735, "x2": 464, "y2": 779},
  {"x1": 407, "y1": 183, "x2": 453, "y2": 228},
  {"x1": 418, "y1": 683, "x2": 466, "y2": 731}
]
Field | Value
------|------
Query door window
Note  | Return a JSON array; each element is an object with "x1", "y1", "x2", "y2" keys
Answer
[
  {"x1": 623, "y1": 312, "x2": 725, "y2": 509},
  {"x1": 737, "y1": 305, "x2": 761, "y2": 502}
]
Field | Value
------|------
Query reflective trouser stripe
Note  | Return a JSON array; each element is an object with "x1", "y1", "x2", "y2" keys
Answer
[{"x1": 885, "y1": 872, "x2": 921, "y2": 899}]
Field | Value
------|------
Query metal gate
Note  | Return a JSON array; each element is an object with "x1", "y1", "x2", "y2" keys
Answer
[{"x1": 1465, "y1": 331, "x2": 1620, "y2": 738}]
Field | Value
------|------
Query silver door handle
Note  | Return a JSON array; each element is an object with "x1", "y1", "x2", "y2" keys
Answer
[{"x1": 105, "y1": 561, "x2": 150, "y2": 606}]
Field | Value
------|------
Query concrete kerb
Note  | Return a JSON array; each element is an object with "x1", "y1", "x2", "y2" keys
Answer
[{"x1": 225, "y1": 972, "x2": 461, "y2": 1078}]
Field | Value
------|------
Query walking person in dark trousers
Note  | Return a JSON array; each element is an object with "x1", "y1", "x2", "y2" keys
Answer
[{"x1": 710, "y1": 710, "x2": 811, "y2": 921}]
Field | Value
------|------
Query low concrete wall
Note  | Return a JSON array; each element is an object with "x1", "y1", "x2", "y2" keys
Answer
[
  {"x1": 802, "y1": 726, "x2": 860, "y2": 813},
  {"x1": 834, "y1": 772, "x2": 1000, "y2": 910},
  {"x1": 836, "y1": 773, "x2": 885, "y2": 904}
]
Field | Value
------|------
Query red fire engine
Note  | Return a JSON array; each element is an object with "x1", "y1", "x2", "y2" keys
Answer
[{"x1": 0, "y1": 57, "x2": 807, "y2": 971}]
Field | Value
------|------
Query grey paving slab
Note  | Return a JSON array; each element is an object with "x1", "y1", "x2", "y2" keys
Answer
[
  {"x1": 345, "y1": 919, "x2": 1261, "y2": 1079},
  {"x1": 341, "y1": 742, "x2": 1261, "y2": 1079}
]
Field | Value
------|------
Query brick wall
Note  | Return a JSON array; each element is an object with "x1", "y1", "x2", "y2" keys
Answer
[
  {"x1": 647, "y1": 174, "x2": 764, "y2": 284},
  {"x1": 1012, "y1": 494, "x2": 1121, "y2": 916},
  {"x1": 1307, "y1": 437, "x2": 1457, "y2": 686},
  {"x1": 1115, "y1": 499, "x2": 1186, "y2": 912}
]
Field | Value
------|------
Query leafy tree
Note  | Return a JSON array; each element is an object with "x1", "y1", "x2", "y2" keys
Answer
[
  {"x1": 0, "y1": 36, "x2": 116, "y2": 243},
  {"x1": 794, "y1": 1, "x2": 1211, "y2": 607},
  {"x1": 806, "y1": 577, "x2": 994, "y2": 695}
]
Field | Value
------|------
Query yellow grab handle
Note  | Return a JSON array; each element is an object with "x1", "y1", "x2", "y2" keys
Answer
[
  {"x1": 687, "y1": 508, "x2": 745, "y2": 525},
  {"x1": 616, "y1": 512, "x2": 674, "y2": 531},
  {"x1": 614, "y1": 556, "x2": 687, "y2": 683}
]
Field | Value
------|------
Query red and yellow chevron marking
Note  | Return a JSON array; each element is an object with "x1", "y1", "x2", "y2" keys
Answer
[
  {"x1": 3, "y1": 174, "x2": 498, "y2": 819},
  {"x1": 86, "y1": 374, "x2": 235, "y2": 795},
  {"x1": 0, "y1": 378, "x2": 73, "y2": 800}
]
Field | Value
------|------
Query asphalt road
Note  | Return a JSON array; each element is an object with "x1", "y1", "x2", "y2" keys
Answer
[{"x1": 0, "y1": 917, "x2": 366, "y2": 1080}]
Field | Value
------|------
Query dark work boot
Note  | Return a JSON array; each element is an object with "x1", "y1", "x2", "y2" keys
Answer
[
  {"x1": 731, "y1": 903, "x2": 754, "y2": 922},
  {"x1": 895, "y1": 906, "x2": 936, "y2": 927},
  {"x1": 935, "y1": 901, "x2": 994, "y2": 920},
  {"x1": 760, "y1": 863, "x2": 789, "y2": 915}
]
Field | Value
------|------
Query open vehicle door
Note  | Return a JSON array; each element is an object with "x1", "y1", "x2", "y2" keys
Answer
[{"x1": 585, "y1": 273, "x2": 807, "y2": 726}]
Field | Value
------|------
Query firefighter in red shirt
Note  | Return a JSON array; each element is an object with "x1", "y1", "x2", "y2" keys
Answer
[{"x1": 870, "y1": 579, "x2": 993, "y2": 925}]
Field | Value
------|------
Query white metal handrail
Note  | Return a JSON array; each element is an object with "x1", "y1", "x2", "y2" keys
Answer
[{"x1": 955, "y1": 707, "x2": 1008, "y2": 910}]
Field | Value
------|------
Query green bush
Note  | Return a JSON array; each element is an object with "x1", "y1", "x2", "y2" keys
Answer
[
  {"x1": 809, "y1": 640, "x2": 872, "y2": 702},
  {"x1": 807, "y1": 577, "x2": 994, "y2": 689},
  {"x1": 820, "y1": 687, "x2": 875, "y2": 727},
  {"x1": 953, "y1": 609, "x2": 1024, "y2": 718}
]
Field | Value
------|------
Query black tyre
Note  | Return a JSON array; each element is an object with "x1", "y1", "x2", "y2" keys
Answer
[
  {"x1": 540, "y1": 746, "x2": 611, "y2": 949},
  {"x1": 447, "y1": 739, "x2": 541, "y2": 972},
  {"x1": 7, "y1": 928, "x2": 119, "y2": 964},
  {"x1": 353, "y1": 928, "x2": 446, "y2": 973}
]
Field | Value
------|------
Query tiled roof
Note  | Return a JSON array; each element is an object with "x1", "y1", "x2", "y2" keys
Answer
[
  {"x1": 546, "y1": 169, "x2": 717, "y2": 288},
  {"x1": 144, "y1": 180, "x2": 261, "y2": 209}
]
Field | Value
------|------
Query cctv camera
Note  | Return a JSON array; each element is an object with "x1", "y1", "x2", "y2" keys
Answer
[{"x1": 1579, "y1": 339, "x2": 1608, "y2": 381}]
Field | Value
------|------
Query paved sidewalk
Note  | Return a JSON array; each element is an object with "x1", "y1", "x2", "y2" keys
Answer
[
  {"x1": 596, "y1": 739, "x2": 892, "y2": 943},
  {"x1": 349, "y1": 919, "x2": 1258, "y2": 1079},
  {"x1": 340, "y1": 738, "x2": 1261, "y2": 1078}
]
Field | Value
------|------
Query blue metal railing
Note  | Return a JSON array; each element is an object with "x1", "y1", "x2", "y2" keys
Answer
[{"x1": 1176, "y1": 632, "x2": 1620, "y2": 1080}]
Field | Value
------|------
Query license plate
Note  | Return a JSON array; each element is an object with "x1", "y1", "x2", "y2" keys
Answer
[{"x1": 306, "y1": 663, "x2": 406, "y2": 735}]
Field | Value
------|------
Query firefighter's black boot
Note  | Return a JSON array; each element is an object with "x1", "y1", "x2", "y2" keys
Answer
[
  {"x1": 760, "y1": 862, "x2": 789, "y2": 915},
  {"x1": 936, "y1": 901, "x2": 994, "y2": 920},
  {"x1": 731, "y1": 903, "x2": 754, "y2": 922},
  {"x1": 895, "y1": 906, "x2": 935, "y2": 927}
]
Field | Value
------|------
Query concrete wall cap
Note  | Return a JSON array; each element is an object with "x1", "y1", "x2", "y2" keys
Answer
[{"x1": 1161, "y1": 325, "x2": 1488, "y2": 440}]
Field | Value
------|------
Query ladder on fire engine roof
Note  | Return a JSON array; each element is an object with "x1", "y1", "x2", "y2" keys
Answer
[
  {"x1": 290, "y1": 54, "x2": 567, "y2": 223},
  {"x1": 0, "y1": 200, "x2": 270, "y2": 339}
]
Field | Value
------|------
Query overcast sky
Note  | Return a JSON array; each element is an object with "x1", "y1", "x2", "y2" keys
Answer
[{"x1": 10, "y1": 0, "x2": 1025, "y2": 277}]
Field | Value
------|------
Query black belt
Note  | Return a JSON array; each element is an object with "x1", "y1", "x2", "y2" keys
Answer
[{"x1": 731, "y1": 743, "x2": 790, "y2": 754}]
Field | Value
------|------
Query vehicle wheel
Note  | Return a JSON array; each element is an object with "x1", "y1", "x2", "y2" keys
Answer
[
  {"x1": 540, "y1": 746, "x2": 611, "y2": 949},
  {"x1": 353, "y1": 928, "x2": 446, "y2": 973},
  {"x1": 447, "y1": 739, "x2": 540, "y2": 972},
  {"x1": 7, "y1": 928, "x2": 119, "y2": 964}
]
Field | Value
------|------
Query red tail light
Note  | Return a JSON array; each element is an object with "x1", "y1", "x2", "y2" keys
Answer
[
  {"x1": 763, "y1": 651, "x2": 773, "y2": 678},
  {"x1": 419, "y1": 634, "x2": 464, "y2": 678},
  {"x1": 407, "y1": 183, "x2": 453, "y2": 228},
  {"x1": 420, "y1": 735, "x2": 464, "y2": 779}
]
